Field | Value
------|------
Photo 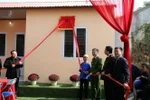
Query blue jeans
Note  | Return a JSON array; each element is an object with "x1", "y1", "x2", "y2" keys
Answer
[{"x1": 134, "y1": 79, "x2": 144, "y2": 90}]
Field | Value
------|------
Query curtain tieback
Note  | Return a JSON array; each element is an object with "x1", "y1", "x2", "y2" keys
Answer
[{"x1": 120, "y1": 35, "x2": 129, "y2": 43}]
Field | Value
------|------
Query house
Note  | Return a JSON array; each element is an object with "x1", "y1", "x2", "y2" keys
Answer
[{"x1": 0, "y1": 1, "x2": 115, "y2": 83}]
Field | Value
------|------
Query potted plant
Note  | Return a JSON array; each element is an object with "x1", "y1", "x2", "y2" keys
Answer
[
  {"x1": 49, "y1": 74, "x2": 59, "y2": 86},
  {"x1": 28, "y1": 73, "x2": 39, "y2": 85},
  {"x1": 70, "y1": 74, "x2": 80, "y2": 86}
]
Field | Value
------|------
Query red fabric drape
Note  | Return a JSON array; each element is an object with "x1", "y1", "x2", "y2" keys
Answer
[
  {"x1": 90, "y1": 0, "x2": 134, "y2": 88},
  {"x1": 58, "y1": 16, "x2": 75, "y2": 30}
]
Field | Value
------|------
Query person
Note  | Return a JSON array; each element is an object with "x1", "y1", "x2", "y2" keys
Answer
[
  {"x1": 132, "y1": 64, "x2": 141, "y2": 83},
  {"x1": 0, "y1": 59, "x2": 2, "y2": 76},
  {"x1": 134, "y1": 62, "x2": 150, "y2": 99},
  {"x1": 134, "y1": 62, "x2": 150, "y2": 90},
  {"x1": 144, "y1": 53, "x2": 150, "y2": 63},
  {"x1": 78, "y1": 54, "x2": 91, "y2": 100},
  {"x1": 90, "y1": 48, "x2": 103, "y2": 100},
  {"x1": 101, "y1": 46, "x2": 115, "y2": 100},
  {"x1": 4, "y1": 50, "x2": 23, "y2": 96},
  {"x1": 111, "y1": 47, "x2": 130, "y2": 100}
]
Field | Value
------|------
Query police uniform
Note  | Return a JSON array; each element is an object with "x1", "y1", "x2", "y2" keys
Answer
[{"x1": 90, "y1": 56, "x2": 102, "y2": 100}]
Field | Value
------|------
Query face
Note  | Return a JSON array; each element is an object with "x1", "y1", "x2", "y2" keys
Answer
[
  {"x1": 144, "y1": 55, "x2": 149, "y2": 59},
  {"x1": 142, "y1": 66, "x2": 148, "y2": 72},
  {"x1": 11, "y1": 51, "x2": 17, "y2": 58},
  {"x1": 92, "y1": 51, "x2": 98, "y2": 57},
  {"x1": 104, "y1": 49, "x2": 108, "y2": 55},
  {"x1": 83, "y1": 57, "x2": 88, "y2": 62},
  {"x1": 114, "y1": 48, "x2": 122, "y2": 57}
]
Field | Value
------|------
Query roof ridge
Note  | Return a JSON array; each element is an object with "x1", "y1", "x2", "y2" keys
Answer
[{"x1": 0, "y1": 1, "x2": 90, "y2": 3}]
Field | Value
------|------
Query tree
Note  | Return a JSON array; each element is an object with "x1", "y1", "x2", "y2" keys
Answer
[
  {"x1": 132, "y1": 23, "x2": 150, "y2": 67},
  {"x1": 144, "y1": 1, "x2": 150, "y2": 7}
]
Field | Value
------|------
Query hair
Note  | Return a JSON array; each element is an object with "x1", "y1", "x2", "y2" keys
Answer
[
  {"x1": 83, "y1": 54, "x2": 89, "y2": 58},
  {"x1": 92, "y1": 48, "x2": 99, "y2": 53},
  {"x1": 105, "y1": 46, "x2": 112, "y2": 53},
  {"x1": 141, "y1": 62, "x2": 150, "y2": 68},
  {"x1": 114, "y1": 47, "x2": 123, "y2": 51},
  {"x1": 10, "y1": 50, "x2": 17, "y2": 54},
  {"x1": 144, "y1": 53, "x2": 149, "y2": 56}
]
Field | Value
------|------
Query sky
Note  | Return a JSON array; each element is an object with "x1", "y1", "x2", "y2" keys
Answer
[{"x1": 0, "y1": 0, "x2": 150, "y2": 10}]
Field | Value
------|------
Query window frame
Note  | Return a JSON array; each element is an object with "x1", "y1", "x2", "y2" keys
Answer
[
  {"x1": 0, "y1": 32, "x2": 7, "y2": 57},
  {"x1": 62, "y1": 27, "x2": 88, "y2": 59},
  {"x1": 15, "y1": 32, "x2": 25, "y2": 57}
]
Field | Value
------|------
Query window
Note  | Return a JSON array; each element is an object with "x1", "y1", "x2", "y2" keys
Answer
[
  {"x1": 16, "y1": 34, "x2": 25, "y2": 57},
  {"x1": 0, "y1": 33, "x2": 6, "y2": 56},
  {"x1": 64, "y1": 28, "x2": 87, "y2": 58}
]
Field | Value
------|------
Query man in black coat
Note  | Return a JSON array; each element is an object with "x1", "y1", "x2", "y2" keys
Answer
[
  {"x1": 4, "y1": 50, "x2": 23, "y2": 95},
  {"x1": 101, "y1": 46, "x2": 115, "y2": 100},
  {"x1": 111, "y1": 47, "x2": 130, "y2": 100}
]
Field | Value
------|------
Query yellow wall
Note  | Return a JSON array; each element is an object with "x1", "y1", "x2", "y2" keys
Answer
[
  {"x1": 25, "y1": 7, "x2": 115, "y2": 83},
  {"x1": 0, "y1": 20, "x2": 25, "y2": 77}
]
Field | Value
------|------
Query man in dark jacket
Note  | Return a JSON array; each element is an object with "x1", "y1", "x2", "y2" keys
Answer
[
  {"x1": 111, "y1": 47, "x2": 130, "y2": 100},
  {"x1": 4, "y1": 50, "x2": 23, "y2": 95},
  {"x1": 101, "y1": 46, "x2": 115, "y2": 100}
]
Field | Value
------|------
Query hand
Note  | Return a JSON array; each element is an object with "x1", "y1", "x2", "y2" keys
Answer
[
  {"x1": 84, "y1": 71, "x2": 89, "y2": 75},
  {"x1": 107, "y1": 73, "x2": 111, "y2": 76},
  {"x1": 12, "y1": 64, "x2": 15, "y2": 67},
  {"x1": 19, "y1": 61, "x2": 23, "y2": 65},
  {"x1": 124, "y1": 83, "x2": 129, "y2": 89},
  {"x1": 136, "y1": 77, "x2": 140, "y2": 80},
  {"x1": 89, "y1": 73, "x2": 92, "y2": 76},
  {"x1": 95, "y1": 72, "x2": 100, "y2": 76},
  {"x1": 101, "y1": 72, "x2": 105, "y2": 75}
]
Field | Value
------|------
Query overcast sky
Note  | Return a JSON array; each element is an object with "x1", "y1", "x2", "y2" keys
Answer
[{"x1": 0, "y1": 0, "x2": 149, "y2": 10}]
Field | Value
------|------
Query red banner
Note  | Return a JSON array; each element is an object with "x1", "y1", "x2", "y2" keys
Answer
[{"x1": 58, "y1": 16, "x2": 75, "y2": 30}]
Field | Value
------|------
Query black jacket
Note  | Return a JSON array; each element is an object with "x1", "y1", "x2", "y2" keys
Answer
[
  {"x1": 4, "y1": 57, "x2": 23, "y2": 78},
  {"x1": 102, "y1": 54, "x2": 115, "y2": 74},
  {"x1": 112, "y1": 56, "x2": 130, "y2": 84},
  {"x1": 140, "y1": 72, "x2": 150, "y2": 85}
]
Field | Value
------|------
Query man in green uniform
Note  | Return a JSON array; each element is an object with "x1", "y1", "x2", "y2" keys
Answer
[{"x1": 90, "y1": 48, "x2": 103, "y2": 100}]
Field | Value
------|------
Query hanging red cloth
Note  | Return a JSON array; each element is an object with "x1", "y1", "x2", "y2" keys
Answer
[
  {"x1": 58, "y1": 16, "x2": 75, "y2": 30},
  {"x1": 90, "y1": 0, "x2": 134, "y2": 88}
]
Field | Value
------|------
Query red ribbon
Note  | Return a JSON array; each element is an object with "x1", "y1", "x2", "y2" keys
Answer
[
  {"x1": 92, "y1": 73, "x2": 130, "y2": 100},
  {"x1": 14, "y1": 23, "x2": 62, "y2": 65},
  {"x1": 105, "y1": 74, "x2": 130, "y2": 100}
]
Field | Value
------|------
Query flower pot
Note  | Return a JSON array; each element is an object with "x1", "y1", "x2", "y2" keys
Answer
[
  {"x1": 31, "y1": 81, "x2": 37, "y2": 85},
  {"x1": 72, "y1": 81, "x2": 79, "y2": 87},
  {"x1": 51, "y1": 81, "x2": 57, "y2": 86}
]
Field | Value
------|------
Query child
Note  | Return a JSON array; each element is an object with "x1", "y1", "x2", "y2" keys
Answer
[{"x1": 78, "y1": 54, "x2": 91, "y2": 100}]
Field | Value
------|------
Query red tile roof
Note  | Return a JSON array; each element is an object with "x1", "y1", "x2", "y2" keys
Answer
[{"x1": 0, "y1": 1, "x2": 92, "y2": 8}]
